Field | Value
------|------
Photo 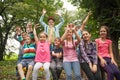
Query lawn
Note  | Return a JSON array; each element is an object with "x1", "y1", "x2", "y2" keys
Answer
[
  {"x1": 0, "y1": 60, "x2": 66, "y2": 80},
  {"x1": 0, "y1": 60, "x2": 17, "y2": 80}
]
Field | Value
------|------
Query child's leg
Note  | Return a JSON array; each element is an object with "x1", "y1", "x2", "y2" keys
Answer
[
  {"x1": 102, "y1": 64, "x2": 114, "y2": 80},
  {"x1": 43, "y1": 62, "x2": 50, "y2": 80},
  {"x1": 26, "y1": 65, "x2": 33, "y2": 80},
  {"x1": 32, "y1": 62, "x2": 43, "y2": 80},
  {"x1": 81, "y1": 63, "x2": 94, "y2": 80},
  {"x1": 63, "y1": 62, "x2": 72, "y2": 80},
  {"x1": 94, "y1": 65, "x2": 102, "y2": 80},
  {"x1": 16, "y1": 53, "x2": 23, "y2": 76},
  {"x1": 109, "y1": 62, "x2": 120, "y2": 80},
  {"x1": 56, "y1": 61, "x2": 63, "y2": 78},
  {"x1": 100, "y1": 67, "x2": 106, "y2": 80},
  {"x1": 72, "y1": 61, "x2": 81, "y2": 80},
  {"x1": 26, "y1": 60, "x2": 34, "y2": 80},
  {"x1": 50, "y1": 60, "x2": 58, "y2": 80},
  {"x1": 102, "y1": 58, "x2": 114, "y2": 80},
  {"x1": 17, "y1": 63, "x2": 25, "y2": 80}
]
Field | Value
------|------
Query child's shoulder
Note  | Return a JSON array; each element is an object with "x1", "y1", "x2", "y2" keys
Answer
[
  {"x1": 95, "y1": 38, "x2": 100, "y2": 42},
  {"x1": 106, "y1": 39, "x2": 112, "y2": 43}
]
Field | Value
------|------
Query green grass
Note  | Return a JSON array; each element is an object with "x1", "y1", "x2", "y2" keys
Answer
[
  {"x1": 0, "y1": 60, "x2": 66, "y2": 80},
  {"x1": 0, "y1": 60, "x2": 17, "y2": 80}
]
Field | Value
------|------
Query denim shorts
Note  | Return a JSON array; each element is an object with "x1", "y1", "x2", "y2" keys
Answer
[{"x1": 19, "y1": 59, "x2": 35, "y2": 67}]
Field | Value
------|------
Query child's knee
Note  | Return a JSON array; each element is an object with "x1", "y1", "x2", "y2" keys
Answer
[
  {"x1": 114, "y1": 70, "x2": 120, "y2": 74},
  {"x1": 17, "y1": 63, "x2": 22, "y2": 68},
  {"x1": 44, "y1": 67, "x2": 49, "y2": 72},
  {"x1": 28, "y1": 65, "x2": 33, "y2": 71},
  {"x1": 57, "y1": 66, "x2": 62, "y2": 70}
]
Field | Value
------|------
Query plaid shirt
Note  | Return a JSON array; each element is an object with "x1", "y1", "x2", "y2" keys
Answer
[{"x1": 79, "y1": 40, "x2": 98, "y2": 64}]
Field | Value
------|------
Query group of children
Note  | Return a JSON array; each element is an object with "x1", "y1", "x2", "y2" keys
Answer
[{"x1": 14, "y1": 9, "x2": 120, "y2": 80}]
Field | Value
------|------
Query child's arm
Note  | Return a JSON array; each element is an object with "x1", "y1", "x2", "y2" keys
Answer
[
  {"x1": 80, "y1": 11, "x2": 92, "y2": 31},
  {"x1": 39, "y1": 9, "x2": 48, "y2": 28},
  {"x1": 91, "y1": 43, "x2": 98, "y2": 73},
  {"x1": 109, "y1": 42, "x2": 117, "y2": 66},
  {"x1": 57, "y1": 52, "x2": 62, "y2": 58},
  {"x1": 61, "y1": 26, "x2": 69, "y2": 42},
  {"x1": 55, "y1": 11, "x2": 64, "y2": 29},
  {"x1": 26, "y1": 22, "x2": 33, "y2": 33},
  {"x1": 29, "y1": 32, "x2": 34, "y2": 40},
  {"x1": 14, "y1": 27, "x2": 22, "y2": 41},
  {"x1": 52, "y1": 51, "x2": 57, "y2": 57},
  {"x1": 73, "y1": 28, "x2": 81, "y2": 43},
  {"x1": 33, "y1": 24, "x2": 39, "y2": 43}
]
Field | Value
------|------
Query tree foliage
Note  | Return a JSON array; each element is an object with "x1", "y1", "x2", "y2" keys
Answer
[
  {"x1": 0, "y1": 0, "x2": 63, "y2": 60},
  {"x1": 69, "y1": 0, "x2": 120, "y2": 64}
]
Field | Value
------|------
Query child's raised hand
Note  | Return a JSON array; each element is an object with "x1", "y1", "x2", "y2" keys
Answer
[
  {"x1": 42, "y1": 9, "x2": 46, "y2": 15},
  {"x1": 16, "y1": 30, "x2": 21, "y2": 35},
  {"x1": 55, "y1": 11, "x2": 61, "y2": 16},
  {"x1": 88, "y1": 10, "x2": 92, "y2": 16},
  {"x1": 15, "y1": 27, "x2": 21, "y2": 35},
  {"x1": 34, "y1": 24, "x2": 39, "y2": 29},
  {"x1": 72, "y1": 27, "x2": 76, "y2": 32},
  {"x1": 66, "y1": 24, "x2": 70, "y2": 31},
  {"x1": 26, "y1": 23, "x2": 33, "y2": 33}
]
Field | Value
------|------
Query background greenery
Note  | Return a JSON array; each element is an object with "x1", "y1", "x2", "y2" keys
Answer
[{"x1": 0, "y1": 0, "x2": 120, "y2": 79}]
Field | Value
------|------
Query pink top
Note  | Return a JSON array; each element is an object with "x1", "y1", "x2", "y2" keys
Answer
[
  {"x1": 35, "y1": 41, "x2": 50, "y2": 62},
  {"x1": 62, "y1": 40, "x2": 79, "y2": 62},
  {"x1": 95, "y1": 38, "x2": 112, "y2": 58}
]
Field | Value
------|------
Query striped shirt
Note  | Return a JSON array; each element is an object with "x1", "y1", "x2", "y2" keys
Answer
[{"x1": 23, "y1": 43, "x2": 36, "y2": 59}]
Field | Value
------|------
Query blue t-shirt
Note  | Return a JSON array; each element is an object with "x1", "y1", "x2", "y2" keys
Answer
[{"x1": 51, "y1": 47, "x2": 63, "y2": 61}]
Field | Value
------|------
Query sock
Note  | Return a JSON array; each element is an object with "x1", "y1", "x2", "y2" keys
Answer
[{"x1": 22, "y1": 78, "x2": 26, "y2": 80}]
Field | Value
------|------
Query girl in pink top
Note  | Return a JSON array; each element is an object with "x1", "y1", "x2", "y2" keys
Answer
[
  {"x1": 32, "y1": 24, "x2": 52, "y2": 80},
  {"x1": 95, "y1": 26, "x2": 120, "y2": 80},
  {"x1": 61, "y1": 24, "x2": 82, "y2": 80}
]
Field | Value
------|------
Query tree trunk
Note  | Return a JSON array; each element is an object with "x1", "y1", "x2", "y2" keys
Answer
[
  {"x1": 110, "y1": 32, "x2": 120, "y2": 67},
  {"x1": 0, "y1": 46, "x2": 5, "y2": 61}
]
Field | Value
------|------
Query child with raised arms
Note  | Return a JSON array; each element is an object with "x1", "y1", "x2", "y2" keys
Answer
[
  {"x1": 32, "y1": 24, "x2": 53, "y2": 80},
  {"x1": 61, "y1": 24, "x2": 82, "y2": 80}
]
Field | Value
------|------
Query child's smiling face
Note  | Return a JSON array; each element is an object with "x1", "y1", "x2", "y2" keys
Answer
[
  {"x1": 100, "y1": 27, "x2": 107, "y2": 38},
  {"x1": 82, "y1": 30, "x2": 91, "y2": 41},
  {"x1": 54, "y1": 38, "x2": 61, "y2": 47},
  {"x1": 25, "y1": 36, "x2": 31, "y2": 44},
  {"x1": 39, "y1": 33, "x2": 47, "y2": 42}
]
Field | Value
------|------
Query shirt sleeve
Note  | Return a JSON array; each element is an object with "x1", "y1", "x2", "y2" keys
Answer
[
  {"x1": 39, "y1": 15, "x2": 48, "y2": 33},
  {"x1": 95, "y1": 39, "x2": 99, "y2": 43},
  {"x1": 18, "y1": 35, "x2": 23, "y2": 42},
  {"x1": 55, "y1": 16, "x2": 64, "y2": 29},
  {"x1": 92, "y1": 42, "x2": 98, "y2": 64},
  {"x1": 29, "y1": 32, "x2": 34, "y2": 39},
  {"x1": 79, "y1": 42, "x2": 91, "y2": 63}
]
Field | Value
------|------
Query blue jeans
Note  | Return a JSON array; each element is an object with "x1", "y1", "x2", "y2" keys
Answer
[{"x1": 63, "y1": 61, "x2": 82, "y2": 80}]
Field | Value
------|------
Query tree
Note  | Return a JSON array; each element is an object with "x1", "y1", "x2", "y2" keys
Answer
[
  {"x1": 69, "y1": 0, "x2": 120, "y2": 64},
  {"x1": 0, "y1": 0, "x2": 63, "y2": 60}
]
